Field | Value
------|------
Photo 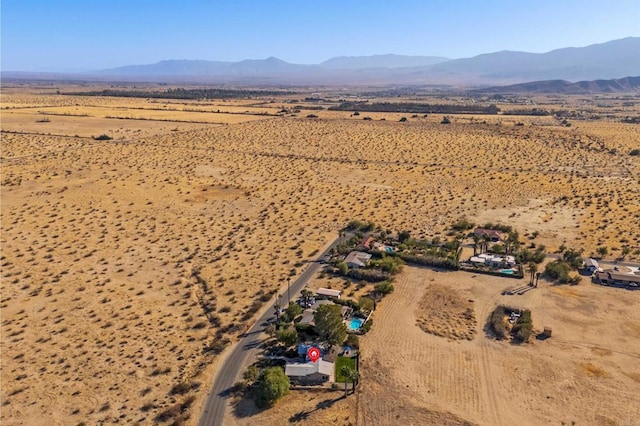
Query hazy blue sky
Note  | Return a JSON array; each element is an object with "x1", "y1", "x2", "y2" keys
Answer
[{"x1": 2, "y1": 0, "x2": 639, "y2": 71}]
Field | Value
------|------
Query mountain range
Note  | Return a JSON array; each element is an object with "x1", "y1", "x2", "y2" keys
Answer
[
  {"x1": 475, "y1": 76, "x2": 640, "y2": 94},
  {"x1": 4, "y1": 37, "x2": 640, "y2": 86}
]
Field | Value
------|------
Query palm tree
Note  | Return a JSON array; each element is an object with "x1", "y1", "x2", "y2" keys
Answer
[
  {"x1": 481, "y1": 234, "x2": 491, "y2": 254},
  {"x1": 301, "y1": 288, "x2": 313, "y2": 307},
  {"x1": 340, "y1": 365, "x2": 359, "y2": 397},
  {"x1": 535, "y1": 272, "x2": 541, "y2": 288},
  {"x1": 526, "y1": 262, "x2": 538, "y2": 286},
  {"x1": 472, "y1": 234, "x2": 480, "y2": 256}
]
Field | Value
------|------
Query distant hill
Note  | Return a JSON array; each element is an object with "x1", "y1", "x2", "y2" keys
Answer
[
  {"x1": 319, "y1": 54, "x2": 449, "y2": 70},
  {"x1": 473, "y1": 76, "x2": 640, "y2": 94},
  {"x1": 430, "y1": 37, "x2": 640, "y2": 82},
  {"x1": 96, "y1": 57, "x2": 314, "y2": 76},
  {"x1": 4, "y1": 37, "x2": 639, "y2": 86}
]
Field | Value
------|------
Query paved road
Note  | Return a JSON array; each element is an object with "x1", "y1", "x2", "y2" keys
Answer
[{"x1": 198, "y1": 233, "x2": 346, "y2": 426}]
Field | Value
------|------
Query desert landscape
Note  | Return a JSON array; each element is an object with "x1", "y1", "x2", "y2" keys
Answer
[{"x1": 2, "y1": 83, "x2": 640, "y2": 425}]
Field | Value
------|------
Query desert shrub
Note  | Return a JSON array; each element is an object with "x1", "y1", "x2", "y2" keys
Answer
[
  {"x1": 490, "y1": 306, "x2": 508, "y2": 339},
  {"x1": 345, "y1": 220, "x2": 375, "y2": 232},
  {"x1": 399, "y1": 254, "x2": 459, "y2": 270},
  {"x1": 374, "y1": 281, "x2": 394, "y2": 295},
  {"x1": 334, "y1": 298, "x2": 359, "y2": 311},
  {"x1": 451, "y1": 218, "x2": 475, "y2": 231},
  {"x1": 482, "y1": 223, "x2": 513, "y2": 233},
  {"x1": 346, "y1": 268, "x2": 389, "y2": 282},
  {"x1": 243, "y1": 364, "x2": 260, "y2": 385},
  {"x1": 358, "y1": 296, "x2": 374, "y2": 312},
  {"x1": 630, "y1": 149, "x2": 640, "y2": 156},
  {"x1": 360, "y1": 318, "x2": 373, "y2": 334},
  {"x1": 369, "y1": 255, "x2": 404, "y2": 274},
  {"x1": 170, "y1": 382, "x2": 192, "y2": 395},
  {"x1": 93, "y1": 134, "x2": 113, "y2": 140}
]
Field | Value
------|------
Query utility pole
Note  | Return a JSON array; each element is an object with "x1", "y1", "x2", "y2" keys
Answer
[{"x1": 287, "y1": 277, "x2": 291, "y2": 304}]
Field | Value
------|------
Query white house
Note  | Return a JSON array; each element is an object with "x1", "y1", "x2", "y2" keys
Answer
[
  {"x1": 285, "y1": 359, "x2": 335, "y2": 384},
  {"x1": 344, "y1": 251, "x2": 372, "y2": 268}
]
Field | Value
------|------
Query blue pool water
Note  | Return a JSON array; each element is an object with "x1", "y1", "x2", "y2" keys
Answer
[
  {"x1": 501, "y1": 269, "x2": 515, "y2": 275},
  {"x1": 348, "y1": 318, "x2": 364, "y2": 330}
]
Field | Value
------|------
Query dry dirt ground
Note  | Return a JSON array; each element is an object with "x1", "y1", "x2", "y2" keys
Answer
[
  {"x1": 357, "y1": 266, "x2": 640, "y2": 426},
  {"x1": 1, "y1": 86, "x2": 639, "y2": 425}
]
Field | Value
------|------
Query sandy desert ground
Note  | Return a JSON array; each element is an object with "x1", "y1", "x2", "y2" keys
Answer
[
  {"x1": 356, "y1": 266, "x2": 640, "y2": 426},
  {"x1": 1, "y1": 85, "x2": 639, "y2": 425}
]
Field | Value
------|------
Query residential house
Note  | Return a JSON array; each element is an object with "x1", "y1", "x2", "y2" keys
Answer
[
  {"x1": 285, "y1": 359, "x2": 335, "y2": 385},
  {"x1": 474, "y1": 228, "x2": 504, "y2": 242},
  {"x1": 344, "y1": 251, "x2": 372, "y2": 269},
  {"x1": 358, "y1": 236, "x2": 376, "y2": 250}
]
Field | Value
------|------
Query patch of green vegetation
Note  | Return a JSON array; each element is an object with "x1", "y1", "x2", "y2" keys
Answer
[{"x1": 334, "y1": 356, "x2": 357, "y2": 383}]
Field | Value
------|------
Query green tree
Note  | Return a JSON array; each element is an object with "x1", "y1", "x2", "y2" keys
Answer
[
  {"x1": 358, "y1": 296, "x2": 374, "y2": 312},
  {"x1": 340, "y1": 365, "x2": 359, "y2": 397},
  {"x1": 374, "y1": 281, "x2": 394, "y2": 295},
  {"x1": 337, "y1": 261, "x2": 349, "y2": 275},
  {"x1": 621, "y1": 246, "x2": 631, "y2": 259},
  {"x1": 472, "y1": 234, "x2": 480, "y2": 256},
  {"x1": 285, "y1": 302, "x2": 302, "y2": 320},
  {"x1": 255, "y1": 367, "x2": 290, "y2": 408},
  {"x1": 301, "y1": 288, "x2": 313, "y2": 306},
  {"x1": 596, "y1": 246, "x2": 608, "y2": 259},
  {"x1": 346, "y1": 334, "x2": 360, "y2": 349},
  {"x1": 526, "y1": 262, "x2": 538, "y2": 286},
  {"x1": 398, "y1": 231, "x2": 411, "y2": 243},
  {"x1": 277, "y1": 326, "x2": 298, "y2": 347},
  {"x1": 314, "y1": 304, "x2": 347, "y2": 348}
]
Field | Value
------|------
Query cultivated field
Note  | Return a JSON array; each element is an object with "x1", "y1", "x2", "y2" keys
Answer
[{"x1": 1, "y1": 85, "x2": 639, "y2": 425}]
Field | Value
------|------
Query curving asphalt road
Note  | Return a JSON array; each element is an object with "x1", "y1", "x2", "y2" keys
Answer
[{"x1": 198, "y1": 233, "x2": 346, "y2": 426}]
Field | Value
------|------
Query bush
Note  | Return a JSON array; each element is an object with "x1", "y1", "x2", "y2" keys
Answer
[
  {"x1": 490, "y1": 306, "x2": 508, "y2": 339},
  {"x1": 277, "y1": 326, "x2": 298, "y2": 347},
  {"x1": 243, "y1": 365, "x2": 260, "y2": 384},
  {"x1": 629, "y1": 149, "x2": 640, "y2": 156},
  {"x1": 369, "y1": 256, "x2": 404, "y2": 274},
  {"x1": 346, "y1": 334, "x2": 360, "y2": 349},
  {"x1": 255, "y1": 367, "x2": 289, "y2": 408},
  {"x1": 285, "y1": 302, "x2": 302, "y2": 320},
  {"x1": 358, "y1": 296, "x2": 374, "y2": 312},
  {"x1": 544, "y1": 260, "x2": 572, "y2": 283},
  {"x1": 360, "y1": 319, "x2": 373, "y2": 334},
  {"x1": 346, "y1": 268, "x2": 389, "y2": 282},
  {"x1": 374, "y1": 281, "x2": 394, "y2": 295},
  {"x1": 399, "y1": 254, "x2": 459, "y2": 270},
  {"x1": 451, "y1": 218, "x2": 475, "y2": 231},
  {"x1": 93, "y1": 134, "x2": 113, "y2": 140}
]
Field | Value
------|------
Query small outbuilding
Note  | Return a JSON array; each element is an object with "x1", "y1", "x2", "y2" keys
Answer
[{"x1": 316, "y1": 288, "x2": 342, "y2": 299}]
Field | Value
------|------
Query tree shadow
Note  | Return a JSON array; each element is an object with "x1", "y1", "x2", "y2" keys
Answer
[{"x1": 289, "y1": 395, "x2": 345, "y2": 423}]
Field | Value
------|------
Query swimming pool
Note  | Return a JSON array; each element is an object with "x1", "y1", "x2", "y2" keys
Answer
[
  {"x1": 501, "y1": 269, "x2": 515, "y2": 275},
  {"x1": 348, "y1": 317, "x2": 364, "y2": 330}
]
